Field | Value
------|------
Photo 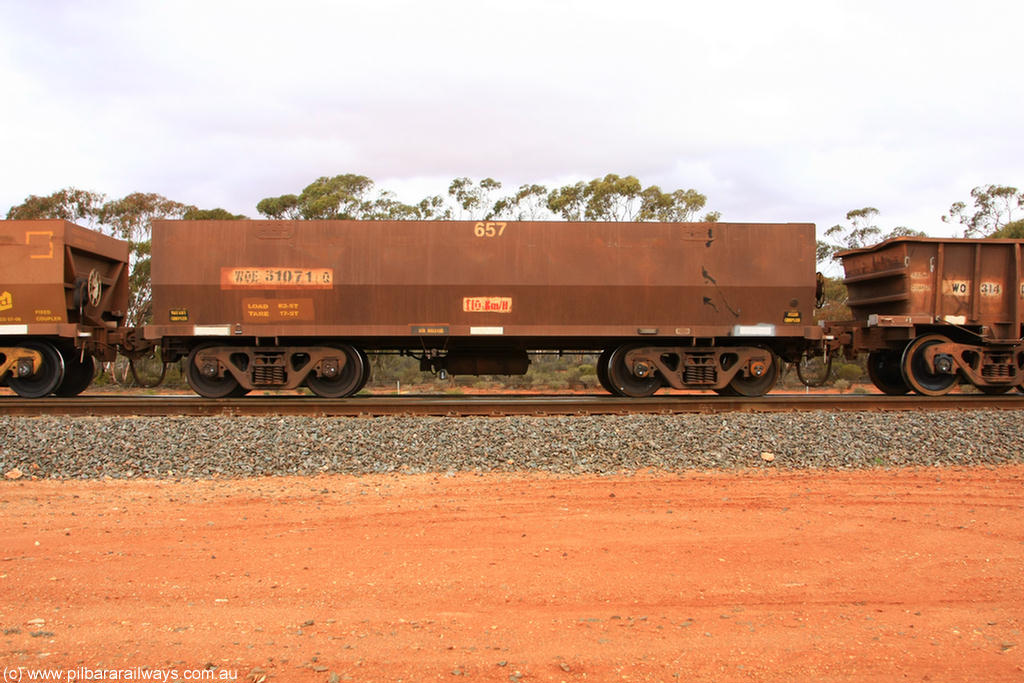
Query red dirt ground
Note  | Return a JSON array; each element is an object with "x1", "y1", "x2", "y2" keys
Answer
[{"x1": 2, "y1": 467, "x2": 1023, "y2": 682}]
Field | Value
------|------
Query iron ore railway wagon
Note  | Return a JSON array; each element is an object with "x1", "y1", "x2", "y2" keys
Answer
[
  {"x1": 2, "y1": 218, "x2": 1023, "y2": 399},
  {"x1": 831, "y1": 237, "x2": 1024, "y2": 396},
  {"x1": 146, "y1": 220, "x2": 821, "y2": 398},
  {"x1": 0, "y1": 220, "x2": 130, "y2": 397}
]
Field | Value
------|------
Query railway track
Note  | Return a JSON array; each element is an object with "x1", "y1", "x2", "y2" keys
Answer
[{"x1": 2, "y1": 392, "x2": 1024, "y2": 417}]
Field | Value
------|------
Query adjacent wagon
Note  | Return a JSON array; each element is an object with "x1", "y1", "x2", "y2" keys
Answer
[
  {"x1": 831, "y1": 237, "x2": 1024, "y2": 395},
  {"x1": 0, "y1": 220, "x2": 129, "y2": 397}
]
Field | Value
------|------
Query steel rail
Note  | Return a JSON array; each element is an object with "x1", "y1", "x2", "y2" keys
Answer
[{"x1": 2, "y1": 393, "x2": 1024, "y2": 417}]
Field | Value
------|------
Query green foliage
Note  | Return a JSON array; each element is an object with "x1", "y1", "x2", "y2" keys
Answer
[
  {"x1": 303, "y1": 174, "x2": 375, "y2": 219},
  {"x1": 835, "y1": 362, "x2": 863, "y2": 382},
  {"x1": 10, "y1": 171, "x2": 723, "y2": 332},
  {"x1": 820, "y1": 207, "x2": 881, "y2": 262},
  {"x1": 258, "y1": 172, "x2": 721, "y2": 224},
  {"x1": 815, "y1": 276, "x2": 851, "y2": 323},
  {"x1": 639, "y1": 186, "x2": 719, "y2": 222},
  {"x1": 582, "y1": 174, "x2": 643, "y2": 221},
  {"x1": 818, "y1": 207, "x2": 925, "y2": 266},
  {"x1": 492, "y1": 184, "x2": 551, "y2": 220},
  {"x1": 448, "y1": 177, "x2": 502, "y2": 219},
  {"x1": 183, "y1": 207, "x2": 246, "y2": 220},
  {"x1": 356, "y1": 352, "x2": 601, "y2": 392},
  {"x1": 943, "y1": 184, "x2": 1023, "y2": 237},
  {"x1": 546, "y1": 174, "x2": 718, "y2": 222},
  {"x1": 5, "y1": 188, "x2": 234, "y2": 324},
  {"x1": 989, "y1": 218, "x2": 1024, "y2": 238},
  {"x1": 4, "y1": 187, "x2": 104, "y2": 225},
  {"x1": 98, "y1": 192, "x2": 192, "y2": 242},
  {"x1": 411, "y1": 194, "x2": 451, "y2": 220},
  {"x1": 96, "y1": 192, "x2": 194, "y2": 325},
  {"x1": 255, "y1": 193, "x2": 302, "y2": 219},
  {"x1": 546, "y1": 181, "x2": 588, "y2": 221},
  {"x1": 257, "y1": 174, "x2": 451, "y2": 221}
]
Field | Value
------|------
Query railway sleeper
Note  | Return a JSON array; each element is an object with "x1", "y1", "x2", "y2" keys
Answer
[{"x1": 620, "y1": 345, "x2": 778, "y2": 392}]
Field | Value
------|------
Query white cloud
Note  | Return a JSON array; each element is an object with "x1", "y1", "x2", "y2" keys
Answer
[{"x1": 0, "y1": 0, "x2": 1021, "y2": 237}]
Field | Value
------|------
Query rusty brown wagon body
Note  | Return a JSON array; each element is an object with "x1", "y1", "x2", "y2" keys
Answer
[
  {"x1": 831, "y1": 237, "x2": 1024, "y2": 395},
  {"x1": 147, "y1": 220, "x2": 821, "y2": 398},
  {"x1": 0, "y1": 220, "x2": 129, "y2": 397}
]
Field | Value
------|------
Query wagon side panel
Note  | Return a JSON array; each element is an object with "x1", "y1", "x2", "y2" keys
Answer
[{"x1": 149, "y1": 220, "x2": 818, "y2": 343}]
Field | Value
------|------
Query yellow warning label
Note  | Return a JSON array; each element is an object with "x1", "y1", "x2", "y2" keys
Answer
[
  {"x1": 783, "y1": 309, "x2": 801, "y2": 324},
  {"x1": 25, "y1": 231, "x2": 54, "y2": 259},
  {"x1": 33, "y1": 308, "x2": 63, "y2": 322},
  {"x1": 0, "y1": 291, "x2": 11, "y2": 312}
]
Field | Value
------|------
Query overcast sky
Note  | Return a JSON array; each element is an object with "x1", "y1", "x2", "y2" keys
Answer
[{"x1": 1, "y1": 0, "x2": 1021, "y2": 238}]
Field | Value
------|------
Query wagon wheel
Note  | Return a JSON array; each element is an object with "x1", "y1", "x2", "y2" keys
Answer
[
  {"x1": 7, "y1": 340, "x2": 65, "y2": 398},
  {"x1": 186, "y1": 343, "x2": 243, "y2": 399},
  {"x1": 901, "y1": 335, "x2": 958, "y2": 396},
  {"x1": 54, "y1": 350, "x2": 96, "y2": 397},
  {"x1": 795, "y1": 350, "x2": 832, "y2": 388},
  {"x1": 354, "y1": 347, "x2": 371, "y2": 394},
  {"x1": 866, "y1": 350, "x2": 910, "y2": 395},
  {"x1": 606, "y1": 345, "x2": 661, "y2": 398},
  {"x1": 725, "y1": 350, "x2": 780, "y2": 397},
  {"x1": 306, "y1": 345, "x2": 365, "y2": 398},
  {"x1": 595, "y1": 349, "x2": 616, "y2": 395}
]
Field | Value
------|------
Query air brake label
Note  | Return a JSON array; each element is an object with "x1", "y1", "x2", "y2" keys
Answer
[
  {"x1": 411, "y1": 325, "x2": 449, "y2": 335},
  {"x1": 169, "y1": 308, "x2": 189, "y2": 322},
  {"x1": 782, "y1": 310, "x2": 801, "y2": 324},
  {"x1": 463, "y1": 297, "x2": 512, "y2": 313},
  {"x1": 222, "y1": 267, "x2": 333, "y2": 289}
]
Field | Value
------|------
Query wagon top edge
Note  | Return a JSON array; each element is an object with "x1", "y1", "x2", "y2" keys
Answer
[
  {"x1": 837, "y1": 235, "x2": 1024, "y2": 259},
  {"x1": 152, "y1": 219, "x2": 816, "y2": 228}
]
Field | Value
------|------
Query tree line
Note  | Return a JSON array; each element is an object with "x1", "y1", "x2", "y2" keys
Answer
[
  {"x1": 818, "y1": 184, "x2": 1024, "y2": 263},
  {"x1": 5, "y1": 175, "x2": 1023, "y2": 325},
  {"x1": 254, "y1": 173, "x2": 721, "y2": 223},
  {"x1": 3, "y1": 174, "x2": 718, "y2": 324}
]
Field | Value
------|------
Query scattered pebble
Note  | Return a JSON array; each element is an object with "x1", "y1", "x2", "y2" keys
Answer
[{"x1": 0, "y1": 411, "x2": 1020, "y2": 480}]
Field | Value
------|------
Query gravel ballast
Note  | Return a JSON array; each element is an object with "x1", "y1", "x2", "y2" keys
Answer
[{"x1": 2, "y1": 410, "x2": 1022, "y2": 479}]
